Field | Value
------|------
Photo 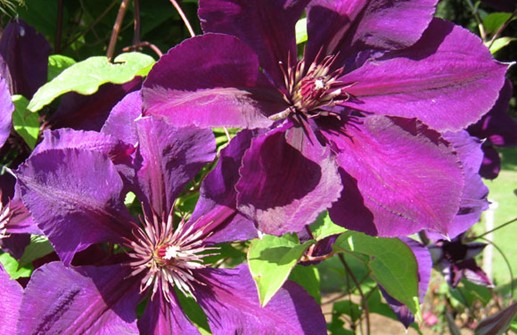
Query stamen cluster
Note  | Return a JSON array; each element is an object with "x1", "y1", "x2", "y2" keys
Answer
[{"x1": 127, "y1": 212, "x2": 216, "y2": 302}]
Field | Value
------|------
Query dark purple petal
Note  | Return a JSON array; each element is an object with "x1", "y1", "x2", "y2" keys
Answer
[
  {"x1": 34, "y1": 128, "x2": 135, "y2": 166},
  {"x1": 135, "y1": 117, "x2": 216, "y2": 216},
  {"x1": 16, "y1": 149, "x2": 134, "y2": 265},
  {"x1": 442, "y1": 132, "x2": 488, "y2": 238},
  {"x1": 18, "y1": 262, "x2": 140, "y2": 334},
  {"x1": 0, "y1": 19, "x2": 50, "y2": 98},
  {"x1": 342, "y1": 19, "x2": 508, "y2": 131},
  {"x1": 0, "y1": 75, "x2": 13, "y2": 149},
  {"x1": 475, "y1": 302, "x2": 517, "y2": 335},
  {"x1": 481, "y1": 0, "x2": 517, "y2": 11},
  {"x1": 195, "y1": 265, "x2": 326, "y2": 334},
  {"x1": 49, "y1": 78, "x2": 142, "y2": 131},
  {"x1": 142, "y1": 34, "x2": 283, "y2": 128},
  {"x1": 479, "y1": 144, "x2": 501, "y2": 179},
  {"x1": 468, "y1": 81, "x2": 517, "y2": 147},
  {"x1": 305, "y1": 0, "x2": 436, "y2": 67},
  {"x1": 139, "y1": 290, "x2": 200, "y2": 335},
  {"x1": 325, "y1": 116, "x2": 463, "y2": 236},
  {"x1": 101, "y1": 90, "x2": 142, "y2": 145},
  {"x1": 190, "y1": 130, "x2": 259, "y2": 244},
  {"x1": 0, "y1": 264, "x2": 23, "y2": 334},
  {"x1": 461, "y1": 259, "x2": 493, "y2": 287},
  {"x1": 199, "y1": 0, "x2": 308, "y2": 86},
  {"x1": 236, "y1": 124, "x2": 342, "y2": 235}
]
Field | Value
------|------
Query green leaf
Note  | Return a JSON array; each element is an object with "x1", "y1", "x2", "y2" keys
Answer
[
  {"x1": 48, "y1": 54, "x2": 76, "y2": 82},
  {"x1": 19, "y1": 235, "x2": 54, "y2": 267},
  {"x1": 0, "y1": 252, "x2": 33, "y2": 279},
  {"x1": 248, "y1": 234, "x2": 314, "y2": 307},
  {"x1": 175, "y1": 288, "x2": 211, "y2": 335},
  {"x1": 28, "y1": 52, "x2": 155, "y2": 112},
  {"x1": 483, "y1": 12, "x2": 515, "y2": 35},
  {"x1": 11, "y1": 95, "x2": 39, "y2": 149},
  {"x1": 295, "y1": 17, "x2": 308, "y2": 44},
  {"x1": 289, "y1": 265, "x2": 321, "y2": 303},
  {"x1": 333, "y1": 231, "x2": 420, "y2": 317},
  {"x1": 489, "y1": 37, "x2": 517, "y2": 54},
  {"x1": 310, "y1": 211, "x2": 347, "y2": 241}
]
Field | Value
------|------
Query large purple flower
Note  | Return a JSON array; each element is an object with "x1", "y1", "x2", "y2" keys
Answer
[
  {"x1": 142, "y1": 0, "x2": 507, "y2": 237},
  {"x1": 16, "y1": 107, "x2": 326, "y2": 333}
]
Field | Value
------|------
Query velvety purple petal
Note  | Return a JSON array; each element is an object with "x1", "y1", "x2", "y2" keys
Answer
[
  {"x1": 461, "y1": 259, "x2": 493, "y2": 287},
  {"x1": 49, "y1": 78, "x2": 142, "y2": 131},
  {"x1": 0, "y1": 75, "x2": 13, "y2": 149},
  {"x1": 305, "y1": 0, "x2": 436, "y2": 67},
  {"x1": 479, "y1": 144, "x2": 501, "y2": 179},
  {"x1": 134, "y1": 117, "x2": 216, "y2": 216},
  {"x1": 326, "y1": 116, "x2": 463, "y2": 236},
  {"x1": 190, "y1": 130, "x2": 259, "y2": 244},
  {"x1": 139, "y1": 290, "x2": 200, "y2": 335},
  {"x1": 101, "y1": 90, "x2": 142, "y2": 145},
  {"x1": 199, "y1": 0, "x2": 308, "y2": 86},
  {"x1": 341, "y1": 19, "x2": 508, "y2": 131},
  {"x1": 18, "y1": 262, "x2": 140, "y2": 334},
  {"x1": 0, "y1": 19, "x2": 50, "y2": 98},
  {"x1": 16, "y1": 149, "x2": 134, "y2": 265},
  {"x1": 442, "y1": 131, "x2": 488, "y2": 238},
  {"x1": 33, "y1": 128, "x2": 136, "y2": 186},
  {"x1": 0, "y1": 264, "x2": 23, "y2": 334},
  {"x1": 34, "y1": 128, "x2": 135, "y2": 166},
  {"x1": 481, "y1": 0, "x2": 517, "y2": 11},
  {"x1": 142, "y1": 34, "x2": 282, "y2": 128},
  {"x1": 195, "y1": 265, "x2": 326, "y2": 334},
  {"x1": 468, "y1": 81, "x2": 517, "y2": 147},
  {"x1": 236, "y1": 123, "x2": 342, "y2": 235}
]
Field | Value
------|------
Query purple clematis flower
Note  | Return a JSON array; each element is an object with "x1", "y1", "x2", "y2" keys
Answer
[
  {"x1": 428, "y1": 233, "x2": 492, "y2": 287},
  {"x1": 142, "y1": 0, "x2": 507, "y2": 237},
  {"x1": 16, "y1": 105, "x2": 326, "y2": 333}
]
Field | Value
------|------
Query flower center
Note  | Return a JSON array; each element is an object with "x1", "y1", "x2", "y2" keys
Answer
[
  {"x1": 270, "y1": 53, "x2": 348, "y2": 122},
  {"x1": 127, "y1": 213, "x2": 216, "y2": 302}
]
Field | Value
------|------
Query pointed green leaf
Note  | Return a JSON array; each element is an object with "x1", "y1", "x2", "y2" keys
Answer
[
  {"x1": 483, "y1": 12, "x2": 515, "y2": 35},
  {"x1": 310, "y1": 211, "x2": 346, "y2": 240},
  {"x1": 248, "y1": 234, "x2": 314, "y2": 307},
  {"x1": 333, "y1": 231, "x2": 420, "y2": 316},
  {"x1": 28, "y1": 52, "x2": 155, "y2": 112},
  {"x1": 489, "y1": 37, "x2": 516, "y2": 54},
  {"x1": 12, "y1": 95, "x2": 39, "y2": 149}
]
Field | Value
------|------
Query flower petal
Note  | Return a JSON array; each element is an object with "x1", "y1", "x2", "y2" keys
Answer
[
  {"x1": 190, "y1": 130, "x2": 259, "y2": 244},
  {"x1": 195, "y1": 265, "x2": 326, "y2": 335},
  {"x1": 0, "y1": 264, "x2": 23, "y2": 335},
  {"x1": 479, "y1": 144, "x2": 501, "y2": 179},
  {"x1": 142, "y1": 34, "x2": 282, "y2": 128},
  {"x1": 236, "y1": 123, "x2": 342, "y2": 235},
  {"x1": 16, "y1": 149, "x2": 134, "y2": 265},
  {"x1": 0, "y1": 19, "x2": 50, "y2": 98},
  {"x1": 342, "y1": 19, "x2": 508, "y2": 131},
  {"x1": 17, "y1": 262, "x2": 140, "y2": 334},
  {"x1": 0, "y1": 75, "x2": 13, "y2": 149},
  {"x1": 138, "y1": 290, "x2": 200, "y2": 335},
  {"x1": 325, "y1": 116, "x2": 464, "y2": 236},
  {"x1": 442, "y1": 131, "x2": 488, "y2": 238},
  {"x1": 101, "y1": 90, "x2": 142, "y2": 145},
  {"x1": 199, "y1": 0, "x2": 308, "y2": 86},
  {"x1": 305, "y1": 0, "x2": 436, "y2": 67},
  {"x1": 134, "y1": 117, "x2": 216, "y2": 216}
]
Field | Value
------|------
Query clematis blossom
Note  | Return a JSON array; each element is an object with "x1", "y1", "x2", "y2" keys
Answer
[
  {"x1": 142, "y1": 0, "x2": 508, "y2": 237},
  {"x1": 16, "y1": 106, "x2": 326, "y2": 334}
]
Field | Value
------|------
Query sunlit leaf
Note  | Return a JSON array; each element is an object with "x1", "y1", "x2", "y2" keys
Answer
[
  {"x1": 333, "y1": 231, "x2": 420, "y2": 316},
  {"x1": 28, "y1": 52, "x2": 155, "y2": 112},
  {"x1": 248, "y1": 234, "x2": 314, "y2": 307},
  {"x1": 0, "y1": 252, "x2": 32, "y2": 279}
]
